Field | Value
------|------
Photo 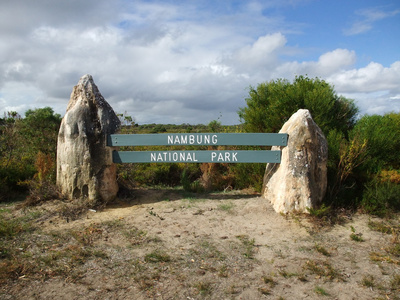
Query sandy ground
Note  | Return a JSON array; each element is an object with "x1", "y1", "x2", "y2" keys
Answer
[{"x1": 1, "y1": 189, "x2": 399, "y2": 299}]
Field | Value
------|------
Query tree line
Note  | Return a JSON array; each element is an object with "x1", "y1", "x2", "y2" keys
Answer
[{"x1": 1, "y1": 76, "x2": 399, "y2": 216}]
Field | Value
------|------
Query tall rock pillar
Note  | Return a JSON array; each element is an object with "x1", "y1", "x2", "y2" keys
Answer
[
  {"x1": 56, "y1": 74, "x2": 120, "y2": 204},
  {"x1": 262, "y1": 109, "x2": 328, "y2": 213}
]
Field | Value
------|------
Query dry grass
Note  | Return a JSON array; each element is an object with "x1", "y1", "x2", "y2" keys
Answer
[{"x1": 0, "y1": 191, "x2": 399, "y2": 299}]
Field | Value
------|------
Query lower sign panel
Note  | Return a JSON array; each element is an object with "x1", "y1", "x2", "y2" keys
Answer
[{"x1": 113, "y1": 150, "x2": 281, "y2": 163}]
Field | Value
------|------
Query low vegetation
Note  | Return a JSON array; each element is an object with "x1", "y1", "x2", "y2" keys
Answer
[
  {"x1": 1, "y1": 77, "x2": 398, "y2": 217},
  {"x1": 1, "y1": 193, "x2": 398, "y2": 299},
  {"x1": 0, "y1": 75, "x2": 399, "y2": 297}
]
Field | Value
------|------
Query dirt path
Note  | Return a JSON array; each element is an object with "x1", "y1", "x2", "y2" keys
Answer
[{"x1": 1, "y1": 189, "x2": 399, "y2": 299}]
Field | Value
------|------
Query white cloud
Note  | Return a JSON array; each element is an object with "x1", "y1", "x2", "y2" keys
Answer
[
  {"x1": 328, "y1": 62, "x2": 400, "y2": 116},
  {"x1": 0, "y1": 1, "x2": 399, "y2": 125},
  {"x1": 317, "y1": 49, "x2": 356, "y2": 73},
  {"x1": 235, "y1": 33, "x2": 287, "y2": 70},
  {"x1": 340, "y1": 91, "x2": 400, "y2": 116},
  {"x1": 275, "y1": 49, "x2": 356, "y2": 78},
  {"x1": 344, "y1": 7, "x2": 400, "y2": 36},
  {"x1": 328, "y1": 61, "x2": 400, "y2": 93}
]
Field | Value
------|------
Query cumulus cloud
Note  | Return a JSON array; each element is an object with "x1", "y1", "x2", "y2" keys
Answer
[
  {"x1": 0, "y1": 0, "x2": 399, "y2": 124},
  {"x1": 327, "y1": 61, "x2": 400, "y2": 115},
  {"x1": 328, "y1": 61, "x2": 400, "y2": 93},
  {"x1": 235, "y1": 33, "x2": 287, "y2": 68},
  {"x1": 273, "y1": 49, "x2": 356, "y2": 80}
]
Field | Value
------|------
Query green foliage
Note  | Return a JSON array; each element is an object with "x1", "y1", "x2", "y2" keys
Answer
[
  {"x1": 0, "y1": 212, "x2": 34, "y2": 239},
  {"x1": 326, "y1": 131, "x2": 368, "y2": 205},
  {"x1": 208, "y1": 120, "x2": 221, "y2": 132},
  {"x1": 118, "y1": 162, "x2": 202, "y2": 188},
  {"x1": 0, "y1": 159, "x2": 36, "y2": 200},
  {"x1": 20, "y1": 107, "x2": 61, "y2": 155},
  {"x1": 351, "y1": 112, "x2": 400, "y2": 173},
  {"x1": 314, "y1": 286, "x2": 329, "y2": 296},
  {"x1": 150, "y1": 124, "x2": 167, "y2": 133},
  {"x1": 361, "y1": 179, "x2": 400, "y2": 217},
  {"x1": 0, "y1": 108, "x2": 61, "y2": 200},
  {"x1": 117, "y1": 111, "x2": 135, "y2": 126},
  {"x1": 181, "y1": 167, "x2": 204, "y2": 193},
  {"x1": 238, "y1": 76, "x2": 358, "y2": 135},
  {"x1": 307, "y1": 204, "x2": 331, "y2": 218},
  {"x1": 1, "y1": 101, "x2": 398, "y2": 216},
  {"x1": 326, "y1": 114, "x2": 400, "y2": 213},
  {"x1": 237, "y1": 76, "x2": 364, "y2": 206},
  {"x1": 0, "y1": 113, "x2": 31, "y2": 199},
  {"x1": 16, "y1": 151, "x2": 61, "y2": 206},
  {"x1": 229, "y1": 163, "x2": 265, "y2": 192}
]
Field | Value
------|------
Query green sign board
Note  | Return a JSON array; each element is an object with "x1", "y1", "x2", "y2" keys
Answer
[
  {"x1": 108, "y1": 133, "x2": 288, "y2": 147},
  {"x1": 113, "y1": 150, "x2": 281, "y2": 164},
  {"x1": 108, "y1": 133, "x2": 288, "y2": 164}
]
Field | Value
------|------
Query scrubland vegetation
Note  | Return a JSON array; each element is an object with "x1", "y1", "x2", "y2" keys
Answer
[
  {"x1": 1, "y1": 76, "x2": 398, "y2": 217},
  {"x1": 0, "y1": 77, "x2": 399, "y2": 299}
]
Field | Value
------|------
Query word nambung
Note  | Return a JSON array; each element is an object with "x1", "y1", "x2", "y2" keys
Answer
[{"x1": 167, "y1": 134, "x2": 218, "y2": 145}]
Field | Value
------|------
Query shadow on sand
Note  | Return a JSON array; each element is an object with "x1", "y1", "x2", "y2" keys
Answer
[{"x1": 108, "y1": 187, "x2": 261, "y2": 208}]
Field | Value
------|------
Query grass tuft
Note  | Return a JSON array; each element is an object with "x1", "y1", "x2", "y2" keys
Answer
[
  {"x1": 361, "y1": 274, "x2": 375, "y2": 288},
  {"x1": 303, "y1": 260, "x2": 342, "y2": 281},
  {"x1": 236, "y1": 235, "x2": 256, "y2": 259},
  {"x1": 314, "y1": 286, "x2": 329, "y2": 296},
  {"x1": 144, "y1": 249, "x2": 171, "y2": 263},
  {"x1": 218, "y1": 201, "x2": 235, "y2": 213},
  {"x1": 193, "y1": 281, "x2": 213, "y2": 295},
  {"x1": 314, "y1": 244, "x2": 331, "y2": 256}
]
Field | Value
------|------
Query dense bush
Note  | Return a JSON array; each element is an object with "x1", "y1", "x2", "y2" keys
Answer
[
  {"x1": 326, "y1": 129, "x2": 368, "y2": 207},
  {"x1": 350, "y1": 113, "x2": 400, "y2": 173},
  {"x1": 229, "y1": 163, "x2": 265, "y2": 191},
  {"x1": 238, "y1": 76, "x2": 358, "y2": 135},
  {"x1": 238, "y1": 76, "x2": 399, "y2": 213},
  {"x1": 0, "y1": 108, "x2": 61, "y2": 201},
  {"x1": 362, "y1": 178, "x2": 400, "y2": 217},
  {"x1": 350, "y1": 113, "x2": 400, "y2": 215},
  {"x1": 117, "y1": 162, "x2": 201, "y2": 189}
]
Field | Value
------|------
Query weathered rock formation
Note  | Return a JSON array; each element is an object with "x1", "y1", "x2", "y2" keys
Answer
[
  {"x1": 262, "y1": 109, "x2": 328, "y2": 213},
  {"x1": 56, "y1": 74, "x2": 120, "y2": 204}
]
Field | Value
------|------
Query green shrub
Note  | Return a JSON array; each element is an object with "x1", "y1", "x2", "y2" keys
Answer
[
  {"x1": 238, "y1": 76, "x2": 358, "y2": 135},
  {"x1": 0, "y1": 213, "x2": 34, "y2": 238},
  {"x1": 362, "y1": 179, "x2": 400, "y2": 217},
  {"x1": 229, "y1": 163, "x2": 265, "y2": 192},
  {"x1": 180, "y1": 167, "x2": 204, "y2": 192},
  {"x1": 351, "y1": 112, "x2": 400, "y2": 173},
  {"x1": 150, "y1": 124, "x2": 167, "y2": 133},
  {"x1": 325, "y1": 129, "x2": 368, "y2": 207},
  {"x1": 0, "y1": 162, "x2": 36, "y2": 201},
  {"x1": 0, "y1": 108, "x2": 60, "y2": 200}
]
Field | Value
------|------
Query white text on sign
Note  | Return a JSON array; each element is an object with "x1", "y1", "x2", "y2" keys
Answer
[
  {"x1": 149, "y1": 151, "x2": 238, "y2": 162},
  {"x1": 167, "y1": 134, "x2": 218, "y2": 145}
]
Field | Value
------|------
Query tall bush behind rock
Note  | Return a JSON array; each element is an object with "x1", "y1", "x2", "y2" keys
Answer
[
  {"x1": 238, "y1": 76, "x2": 358, "y2": 136},
  {"x1": 351, "y1": 112, "x2": 400, "y2": 215},
  {"x1": 351, "y1": 112, "x2": 400, "y2": 172},
  {"x1": 238, "y1": 76, "x2": 362, "y2": 207}
]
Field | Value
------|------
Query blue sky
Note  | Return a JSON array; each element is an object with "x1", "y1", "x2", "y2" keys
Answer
[{"x1": 0, "y1": 0, "x2": 399, "y2": 124}]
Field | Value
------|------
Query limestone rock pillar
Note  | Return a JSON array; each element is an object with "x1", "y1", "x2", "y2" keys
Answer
[
  {"x1": 262, "y1": 109, "x2": 328, "y2": 213},
  {"x1": 56, "y1": 74, "x2": 120, "y2": 204}
]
